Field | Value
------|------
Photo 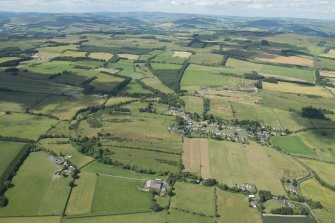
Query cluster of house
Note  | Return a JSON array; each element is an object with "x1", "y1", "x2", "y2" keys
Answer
[
  {"x1": 53, "y1": 155, "x2": 76, "y2": 176},
  {"x1": 142, "y1": 179, "x2": 168, "y2": 196}
]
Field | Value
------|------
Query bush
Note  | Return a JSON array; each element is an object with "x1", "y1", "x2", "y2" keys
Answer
[
  {"x1": 270, "y1": 207, "x2": 294, "y2": 215},
  {"x1": 244, "y1": 71, "x2": 264, "y2": 80},
  {"x1": 0, "y1": 195, "x2": 8, "y2": 207},
  {"x1": 301, "y1": 106, "x2": 327, "y2": 120},
  {"x1": 263, "y1": 77, "x2": 278, "y2": 83},
  {"x1": 151, "y1": 202, "x2": 163, "y2": 212}
]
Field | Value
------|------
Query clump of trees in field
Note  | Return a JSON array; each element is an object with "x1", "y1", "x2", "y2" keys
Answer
[{"x1": 301, "y1": 106, "x2": 333, "y2": 120}]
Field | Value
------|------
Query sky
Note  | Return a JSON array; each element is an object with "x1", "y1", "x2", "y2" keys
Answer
[{"x1": 0, "y1": 0, "x2": 334, "y2": 20}]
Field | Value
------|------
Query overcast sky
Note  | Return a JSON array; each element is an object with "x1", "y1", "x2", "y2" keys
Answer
[{"x1": 0, "y1": 0, "x2": 334, "y2": 20}]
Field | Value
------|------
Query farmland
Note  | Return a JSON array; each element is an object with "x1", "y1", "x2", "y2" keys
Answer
[
  {"x1": 0, "y1": 152, "x2": 71, "y2": 216},
  {"x1": 0, "y1": 11, "x2": 335, "y2": 223}
]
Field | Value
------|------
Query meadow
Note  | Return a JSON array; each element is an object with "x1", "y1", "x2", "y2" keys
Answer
[
  {"x1": 30, "y1": 95, "x2": 69, "y2": 114},
  {"x1": 90, "y1": 175, "x2": 152, "y2": 215},
  {"x1": 299, "y1": 159, "x2": 335, "y2": 186},
  {"x1": 208, "y1": 140, "x2": 307, "y2": 195},
  {"x1": 0, "y1": 141, "x2": 26, "y2": 177},
  {"x1": 263, "y1": 82, "x2": 334, "y2": 98},
  {"x1": 88, "y1": 52, "x2": 114, "y2": 61},
  {"x1": 190, "y1": 53, "x2": 224, "y2": 66},
  {"x1": 0, "y1": 216, "x2": 61, "y2": 223},
  {"x1": 170, "y1": 182, "x2": 215, "y2": 216},
  {"x1": 217, "y1": 190, "x2": 262, "y2": 223},
  {"x1": 181, "y1": 95, "x2": 204, "y2": 114},
  {"x1": 0, "y1": 91, "x2": 46, "y2": 112},
  {"x1": 0, "y1": 113, "x2": 58, "y2": 140},
  {"x1": 301, "y1": 179, "x2": 335, "y2": 223},
  {"x1": 0, "y1": 152, "x2": 71, "y2": 216}
]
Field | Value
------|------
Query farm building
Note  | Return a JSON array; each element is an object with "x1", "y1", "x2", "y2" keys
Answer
[
  {"x1": 143, "y1": 179, "x2": 167, "y2": 195},
  {"x1": 286, "y1": 185, "x2": 298, "y2": 194},
  {"x1": 238, "y1": 183, "x2": 257, "y2": 192}
]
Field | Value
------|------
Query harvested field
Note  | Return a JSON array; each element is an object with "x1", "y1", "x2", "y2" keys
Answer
[
  {"x1": 182, "y1": 138, "x2": 211, "y2": 178},
  {"x1": 263, "y1": 82, "x2": 334, "y2": 98},
  {"x1": 320, "y1": 70, "x2": 335, "y2": 78},
  {"x1": 88, "y1": 52, "x2": 113, "y2": 61},
  {"x1": 255, "y1": 54, "x2": 314, "y2": 67},
  {"x1": 173, "y1": 51, "x2": 192, "y2": 59},
  {"x1": 117, "y1": 54, "x2": 139, "y2": 60}
]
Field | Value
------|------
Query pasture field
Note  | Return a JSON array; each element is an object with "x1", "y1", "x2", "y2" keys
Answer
[
  {"x1": 263, "y1": 199, "x2": 286, "y2": 213},
  {"x1": 320, "y1": 49, "x2": 335, "y2": 59},
  {"x1": 260, "y1": 65, "x2": 316, "y2": 82},
  {"x1": 301, "y1": 179, "x2": 335, "y2": 223},
  {"x1": 66, "y1": 172, "x2": 97, "y2": 215},
  {"x1": 27, "y1": 61, "x2": 76, "y2": 76},
  {"x1": 95, "y1": 106, "x2": 182, "y2": 154},
  {"x1": 141, "y1": 77, "x2": 174, "y2": 93},
  {"x1": 0, "y1": 74, "x2": 83, "y2": 96},
  {"x1": 206, "y1": 97, "x2": 234, "y2": 119},
  {"x1": 151, "y1": 62, "x2": 182, "y2": 70},
  {"x1": 203, "y1": 89, "x2": 261, "y2": 105},
  {"x1": 254, "y1": 53, "x2": 314, "y2": 67},
  {"x1": 90, "y1": 73, "x2": 125, "y2": 91},
  {"x1": 0, "y1": 152, "x2": 71, "y2": 216},
  {"x1": 107, "y1": 60, "x2": 145, "y2": 79},
  {"x1": 260, "y1": 90, "x2": 335, "y2": 113},
  {"x1": 30, "y1": 95, "x2": 69, "y2": 114},
  {"x1": 170, "y1": 182, "x2": 216, "y2": 216},
  {"x1": 0, "y1": 216, "x2": 61, "y2": 223},
  {"x1": 117, "y1": 54, "x2": 139, "y2": 60},
  {"x1": 0, "y1": 141, "x2": 26, "y2": 177},
  {"x1": 173, "y1": 51, "x2": 192, "y2": 59},
  {"x1": 263, "y1": 215, "x2": 316, "y2": 223},
  {"x1": 38, "y1": 138, "x2": 94, "y2": 168},
  {"x1": 105, "y1": 97, "x2": 135, "y2": 106},
  {"x1": 0, "y1": 113, "x2": 57, "y2": 140},
  {"x1": 37, "y1": 45, "x2": 78, "y2": 54},
  {"x1": 88, "y1": 52, "x2": 113, "y2": 61},
  {"x1": 299, "y1": 159, "x2": 335, "y2": 186},
  {"x1": 181, "y1": 64, "x2": 253, "y2": 91},
  {"x1": 52, "y1": 96, "x2": 106, "y2": 120},
  {"x1": 82, "y1": 161, "x2": 159, "y2": 179},
  {"x1": 231, "y1": 102, "x2": 282, "y2": 127},
  {"x1": 120, "y1": 80, "x2": 152, "y2": 94},
  {"x1": 51, "y1": 72, "x2": 89, "y2": 86},
  {"x1": 315, "y1": 57, "x2": 335, "y2": 70},
  {"x1": 263, "y1": 82, "x2": 334, "y2": 98},
  {"x1": 182, "y1": 138, "x2": 211, "y2": 178},
  {"x1": 167, "y1": 210, "x2": 214, "y2": 223},
  {"x1": 0, "y1": 91, "x2": 46, "y2": 112},
  {"x1": 190, "y1": 53, "x2": 224, "y2": 66},
  {"x1": 91, "y1": 175, "x2": 152, "y2": 215},
  {"x1": 60, "y1": 50, "x2": 87, "y2": 57},
  {"x1": 62, "y1": 212, "x2": 166, "y2": 223},
  {"x1": 298, "y1": 129, "x2": 335, "y2": 150},
  {"x1": 208, "y1": 140, "x2": 307, "y2": 195},
  {"x1": 226, "y1": 58, "x2": 315, "y2": 82},
  {"x1": 271, "y1": 135, "x2": 315, "y2": 158},
  {"x1": 181, "y1": 95, "x2": 204, "y2": 114},
  {"x1": 217, "y1": 190, "x2": 262, "y2": 223},
  {"x1": 273, "y1": 109, "x2": 313, "y2": 131},
  {"x1": 152, "y1": 51, "x2": 185, "y2": 64},
  {"x1": 103, "y1": 145, "x2": 180, "y2": 172},
  {"x1": 0, "y1": 57, "x2": 20, "y2": 63}
]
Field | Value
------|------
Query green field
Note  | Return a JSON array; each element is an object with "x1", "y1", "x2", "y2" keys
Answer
[
  {"x1": 0, "y1": 74, "x2": 83, "y2": 96},
  {"x1": 217, "y1": 190, "x2": 262, "y2": 223},
  {"x1": 263, "y1": 215, "x2": 316, "y2": 223},
  {"x1": 190, "y1": 53, "x2": 224, "y2": 66},
  {"x1": 167, "y1": 209, "x2": 214, "y2": 223},
  {"x1": 91, "y1": 175, "x2": 152, "y2": 215},
  {"x1": 170, "y1": 182, "x2": 215, "y2": 216},
  {"x1": 271, "y1": 135, "x2": 315, "y2": 157},
  {"x1": 66, "y1": 172, "x2": 97, "y2": 215},
  {"x1": 0, "y1": 152, "x2": 71, "y2": 216},
  {"x1": 152, "y1": 51, "x2": 185, "y2": 64},
  {"x1": 90, "y1": 72, "x2": 125, "y2": 91},
  {"x1": 208, "y1": 140, "x2": 307, "y2": 195},
  {"x1": 62, "y1": 212, "x2": 166, "y2": 223},
  {"x1": 30, "y1": 95, "x2": 69, "y2": 114},
  {"x1": 0, "y1": 216, "x2": 61, "y2": 223},
  {"x1": 301, "y1": 179, "x2": 335, "y2": 223},
  {"x1": 299, "y1": 159, "x2": 335, "y2": 186},
  {"x1": 0, "y1": 91, "x2": 46, "y2": 112},
  {"x1": 27, "y1": 61, "x2": 76, "y2": 76},
  {"x1": 0, "y1": 113, "x2": 58, "y2": 140},
  {"x1": 181, "y1": 96, "x2": 204, "y2": 114},
  {"x1": 181, "y1": 64, "x2": 252, "y2": 92},
  {"x1": 38, "y1": 138, "x2": 94, "y2": 168},
  {"x1": 0, "y1": 141, "x2": 26, "y2": 177}
]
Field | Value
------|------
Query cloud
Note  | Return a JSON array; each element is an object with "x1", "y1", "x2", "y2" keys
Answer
[{"x1": 0, "y1": 0, "x2": 334, "y2": 19}]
